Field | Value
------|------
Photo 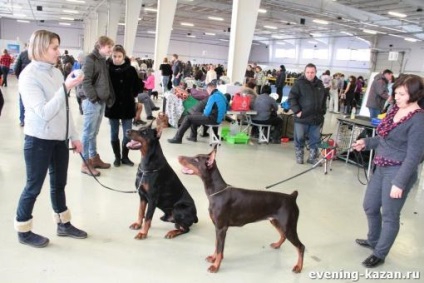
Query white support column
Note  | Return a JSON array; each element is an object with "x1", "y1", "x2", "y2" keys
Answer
[
  {"x1": 124, "y1": 0, "x2": 143, "y2": 57},
  {"x1": 227, "y1": 0, "x2": 261, "y2": 84},
  {"x1": 83, "y1": 18, "x2": 91, "y2": 53},
  {"x1": 153, "y1": 0, "x2": 177, "y2": 92},
  {"x1": 97, "y1": 9, "x2": 108, "y2": 37},
  {"x1": 108, "y1": 1, "x2": 121, "y2": 41},
  {"x1": 89, "y1": 12, "x2": 98, "y2": 52}
]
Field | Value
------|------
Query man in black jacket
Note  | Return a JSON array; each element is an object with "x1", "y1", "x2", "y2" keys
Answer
[{"x1": 288, "y1": 63, "x2": 326, "y2": 164}]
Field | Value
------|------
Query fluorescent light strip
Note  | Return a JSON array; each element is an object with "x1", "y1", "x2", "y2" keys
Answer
[
  {"x1": 204, "y1": 32, "x2": 216, "y2": 36},
  {"x1": 187, "y1": 35, "x2": 196, "y2": 38},
  {"x1": 219, "y1": 39, "x2": 229, "y2": 42},
  {"x1": 17, "y1": 20, "x2": 30, "y2": 23},
  {"x1": 363, "y1": 29, "x2": 378, "y2": 34},
  {"x1": 61, "y1": 17, "x2": 75, "y2": 21},
  {"x1": 404, "y1": 37, "x2": 418, "y2": 42},
  {"x1": 271, "y1": 35, "x2": 284, "y2": 39},
  {"x1": 208, "y1": 16, "x2": 224, "y2": 21},
  {"x1": 59, "y1": 22, "x2": 71, "y2": 26},
  {"x1": 118, "y1": 23, "x2": 125, "y2": 26},
  {"x1": 144, "y1": 8, "x2": 157, "y2": 12},
  {"x1": 276, "y1": 42, "x2": 286, "y2": 45},
  {"x1": 388, "y1": 11, "x2": 407, "y2": 18},
  {"x1": 258, "y1": 9, "x2": 267, "y2": 13},
  {"x1": 388, "y1": 33, "x2": 404, "y2": 38},
  {"x1": 66, "y1": 0, "x2": 86, "y2": 3},
  {"x1": 313, "y1": 19, "x2": 329, "y2": 25},
  {"x1": 341, "y1": 31, "x2": 354, "y2": 36},
  {"x1": 13, "y1": 13, "x2": 26, "y2": 17},
  {"x1": 264, "y1": 25, "x2": 277, "y2": 29},
  {"x1": 308, "y1": 41, "x2": 318, "y2": 44},
  {"x1": 147, "y1": 30, "x2": 156, "y2": 34},
  {"x1": 63, "y1": 9, "x2": 79, "y2": 14},
  {"x1": 181, "y1": 22, "x2": 194, "y2": 26}
]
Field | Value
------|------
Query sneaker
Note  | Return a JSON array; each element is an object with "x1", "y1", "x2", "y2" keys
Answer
[
  {"x1": 57, "y1": 223, "x2": 88, "y2": 239},
  {"x1": 121, "y1": 158, "x2": 134, "y2": 166},
  {"x1": 18, "y1": 231, "x2": 49, "y2": 248},
  {"x1": 133, "y1": 120, "x2": 146, "y2": 126},
  {"x1": 168, "y1": 137, "x2": 182, "y2": 144},
  {"x1": 186, "y1": 136, "x2": 197, "y2": 142},
  {"x1": 146, "y1": 116, "x2": 155, "y2": 120},
  {"x1": 152, "y1": 107, "x2": 160, "y2": 111}
]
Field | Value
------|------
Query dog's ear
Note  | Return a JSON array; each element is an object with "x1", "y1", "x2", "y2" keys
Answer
[{"x1": 207, "y1": 148, "x2": 217, "y2": 168}]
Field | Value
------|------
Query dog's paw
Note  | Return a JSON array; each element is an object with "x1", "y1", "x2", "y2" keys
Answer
[
  {"x1": 207, "y1": 265, "x2": 220, "y2": 273},
  {"x1": 292, "y1": 265, "x2": 302, "y2": 273},
  {"x1": 134, "y1": 233, "x2": 148, "y2": 240},
  {"x1": 129, "y1": 223, "x2": 141, "y2": 230},
  {"x1": 164, "y1": 230, "x2": 182, "y2": 239},
  {"x1": 270, "y1": 242, "x2": 282, "y2": 249},
  {"x1": 205, "y1": 255, "x2": 216, "y2": 263}
]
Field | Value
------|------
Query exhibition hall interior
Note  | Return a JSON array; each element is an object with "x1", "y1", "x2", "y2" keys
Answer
[{"x1": 0, "y1": 0, "x2": 423, "y2": 282}]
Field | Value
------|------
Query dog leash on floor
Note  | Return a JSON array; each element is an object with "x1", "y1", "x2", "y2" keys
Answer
[
  {"x1": 77, "y1": 152, "x2": 138, "y2": 194},
  {"x1": 265, "y1": 152, "x2": 330, "y2": 189}
]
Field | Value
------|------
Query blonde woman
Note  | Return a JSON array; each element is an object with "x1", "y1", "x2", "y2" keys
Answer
[{"x1": 14, "y1": 30, "x2": 86, "y2": 248}]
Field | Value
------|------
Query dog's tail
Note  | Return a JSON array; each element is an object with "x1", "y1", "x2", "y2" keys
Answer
[{"x1": 291, "y1": 190, "x2": 299, "y2": 199}]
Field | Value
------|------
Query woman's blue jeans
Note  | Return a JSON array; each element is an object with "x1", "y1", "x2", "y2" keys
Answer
[
  {"x1": 81, "y1": 100, "x2": 105, "y2": 160},
  {"x1": 109, "y1": 118, "x2": 132, "y2": 145},
  {"x1": 294, "y1": 122, "x2": 321, "y2": 150},
  {"x1": 16, "y1": 136, "x2": 69, "y2": 222}
]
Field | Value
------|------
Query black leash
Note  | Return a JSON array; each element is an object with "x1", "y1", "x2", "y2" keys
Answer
[
  {"x1": 78, "y1": 153, "x2": 138, "y2": 194},
  {"x1": 265, "y1": 150, "x2": 332, "y2": 189},
  {"x1": 352, "y1": 150, "x2": 369, "y2": 185},
  {"x1": 64, "y1": 83, "x2": 137, "y2": 194}
]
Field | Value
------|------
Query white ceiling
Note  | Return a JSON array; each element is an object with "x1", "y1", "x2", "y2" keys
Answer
[{"x1": 0, "y1": 0, "x2": 423, "y2": 46}]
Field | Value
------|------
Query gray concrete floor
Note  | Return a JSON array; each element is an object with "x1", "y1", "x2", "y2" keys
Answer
[{"x1": 0, "y1": 76, "x2": 423, "y2": 282}]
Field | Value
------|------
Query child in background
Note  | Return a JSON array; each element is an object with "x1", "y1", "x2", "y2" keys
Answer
[{"x1": 144, "y1": 68, "x2": 155, "y2": 97}]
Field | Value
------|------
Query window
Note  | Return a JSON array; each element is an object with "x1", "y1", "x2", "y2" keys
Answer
[
  {"x1": 336, "y1": 49, "x2": 370, "y2": 61},
  {"x1": 302, "y1": 49, "x2": 328, "y2": 59},
  {"x1": 275, "y1": 48, "x2": 296, "y2": 58}
]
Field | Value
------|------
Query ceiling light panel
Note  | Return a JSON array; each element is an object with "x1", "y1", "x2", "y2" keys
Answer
[
  {"x1": 181, "y1": 22, "x2": 194, "y2": 26},
  {"x1": 313, "y1": 19, "x2": 329, "y2": 25},
  {"x1": 388, "y1": 11, "x2": 407, "y2": 18},
  {"x1": 63, "y1": 9, "x2": 79, "y2": 14},
  {"x1": 208, "y1": 16, "x2": 224, "y2": 21}
]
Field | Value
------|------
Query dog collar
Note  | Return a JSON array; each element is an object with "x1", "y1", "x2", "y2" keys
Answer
[{"x1": 209, "y1": 185, "x2": 231, "y2": 197}]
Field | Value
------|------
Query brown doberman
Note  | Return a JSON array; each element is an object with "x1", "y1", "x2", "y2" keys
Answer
[
  {"x1": 178, "y1": 147, "x2": 305, "y2": 273},
  {"x1": 126, "y1": 125, "x2": 198, "y2": 240}
]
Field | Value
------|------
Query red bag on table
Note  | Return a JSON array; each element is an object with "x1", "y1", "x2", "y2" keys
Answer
[{"x1": 231, "y1": 93, "x2": 251, "y2": 111}]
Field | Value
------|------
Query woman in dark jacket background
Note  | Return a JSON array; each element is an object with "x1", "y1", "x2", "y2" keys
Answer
[{"x1": 106, "y1": 44, "x2": 141, "y2": 167}]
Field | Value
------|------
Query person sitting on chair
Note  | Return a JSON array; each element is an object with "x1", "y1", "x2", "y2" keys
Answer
[
  {"x1": 251, "y1": 85, "x2": 283, "y2": 144},
  {"x1": 168, "y1": 81, "x2": 228, "y2": 144}
]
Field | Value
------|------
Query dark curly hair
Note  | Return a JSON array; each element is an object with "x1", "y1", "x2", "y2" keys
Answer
[{"x1": 393, "y1": 74, "x2": 424, "y2": 107}]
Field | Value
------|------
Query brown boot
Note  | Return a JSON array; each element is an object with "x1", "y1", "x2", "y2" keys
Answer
[
  {"x1": 90, "y1": 154, "x2": 111, "y2": 169},
  {"x1": 81, "y1": 162, "x2": 101, "y2": 176}
]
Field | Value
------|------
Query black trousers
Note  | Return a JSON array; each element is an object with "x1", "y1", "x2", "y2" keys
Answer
[
  {"x1": 175, "y1": 113, "x2": 217, "y2": 139},
  {"x1": 252, "y1": 116, "x2": 284, "y2": 140},
  {"x1": 0, "y1": 89, "x2": 4, "y2": 116},
  {"x1": 276, "y1": 85, "x2": 284, "y2": 103}
]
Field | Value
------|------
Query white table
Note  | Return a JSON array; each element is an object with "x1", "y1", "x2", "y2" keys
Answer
[{"x1": 227, "y1": 110, "x2": 257, "y2": 133}]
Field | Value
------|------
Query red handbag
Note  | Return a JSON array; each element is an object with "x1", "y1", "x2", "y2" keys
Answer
[{"x1": 231, "y1": 93, "x2": 251, "y2": 111}]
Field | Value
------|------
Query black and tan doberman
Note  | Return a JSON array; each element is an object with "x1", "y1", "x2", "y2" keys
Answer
[
  {"x1": 126, "y1": 124, "x2": 198, "y2": 239},
  {"x1": 178, "y1": 147, "x2": 305, "y2": 273}
]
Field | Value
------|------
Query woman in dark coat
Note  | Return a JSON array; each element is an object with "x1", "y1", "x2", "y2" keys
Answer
[{"x1": 106, "y1": 45, "x2": 141, "y2": 166}]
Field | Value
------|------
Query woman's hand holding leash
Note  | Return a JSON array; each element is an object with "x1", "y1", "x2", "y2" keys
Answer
[
  {"x1": 71, "y1": 140, "x2": 83, "y2": 153},
  {"x1": 352, "y1": 139, "x2": 365, "y2": 151}
]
